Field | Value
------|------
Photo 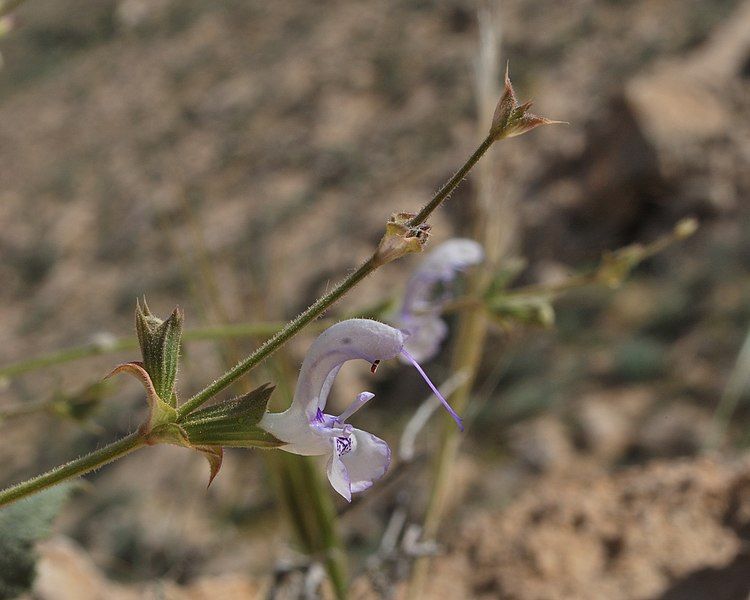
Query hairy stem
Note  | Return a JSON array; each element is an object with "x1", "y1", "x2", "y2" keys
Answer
[
  {"x1": 1, "y1": 120, "x2": 494, "y2": 507},
  {"x1": 177, "y1": 257, "x2": 377, "y2": 417},
  {"x1": 408, "y1": 134, "x2": 495, "y2": 228},
  {"x1": 178, "y1": 135, "x2": 494, "y2": 418},
  {"x1": 0, "y1": 432, "x2": 145, "y2": 507}
]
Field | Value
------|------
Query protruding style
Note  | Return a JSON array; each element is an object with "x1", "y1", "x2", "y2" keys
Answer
[{"x1": 259, "y1": 319, "x2": 462, "y2": 500}]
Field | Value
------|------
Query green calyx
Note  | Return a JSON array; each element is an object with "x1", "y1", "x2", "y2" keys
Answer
[
  {"x1": 135, "y1": 298, "x2": 183, "y2": 407},
  {"x1": 178, "y1": 383, "x2": 283, "y2": 449},
  {"x1": 486, "y1": 296, "x2": 555, "y2": 328}
]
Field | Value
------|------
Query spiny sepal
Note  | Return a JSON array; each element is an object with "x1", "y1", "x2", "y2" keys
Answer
[
  {"x1": 179, "y1": 383, "x2": 283, "y2": 449},
  {"x1": 105, "y1": 361, "x2": 178, "y2": 437},
  {"x1": 489, "y1": 63, "x2": 565, "y2": 141},
  {"x1": 135, "y1": 298, "x2": 183, "y2": 407},
  {"x1": 195, "y1": 446, "x2": 223, "y2": 488}
]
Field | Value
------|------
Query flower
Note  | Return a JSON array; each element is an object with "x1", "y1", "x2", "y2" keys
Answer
[
  {"x1": 259, "y1": 318, "x2": 462, "y2": 501},
  {"x1": 395, "y1": 238, "x2": 484, "y2": 362}
]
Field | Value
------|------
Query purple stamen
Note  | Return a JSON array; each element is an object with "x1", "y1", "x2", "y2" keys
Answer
[{"x1": 400, "y1": 348, "x2": 464, "y2": 431}]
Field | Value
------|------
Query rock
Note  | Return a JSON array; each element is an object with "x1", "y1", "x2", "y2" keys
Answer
[
  {"x1": 446, "y1": 457, "x2": 750, "y2": 600},
  {"x1": 34, "y1": 537, "x2": 141, "y2": 600},
  {"x1": 637, "y1": 403, "x2": 716, "y2": 457},
  {"x1": 509, "y1": 415, "x2": 575, "y2": 472},
  {"x1": 626, "y1": 0, "x2": 750, "y2": 152},
  {"x1": 576, "y1": 387, "x2": 655, "y2": 462},
  {"x1": 33, "y1": 537, "x2": 269, "y2": 600},
  {"x1": 626, "y1": 72, "x2": 728, "y2": 150}
]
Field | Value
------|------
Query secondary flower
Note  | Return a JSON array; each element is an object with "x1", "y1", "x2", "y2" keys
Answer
[
  {"x1": 395, "y1": 238, "x2": 484, "y2": 362},
  {"x1": 259, "y1": 318, "x2": 462, "y2": 501}
]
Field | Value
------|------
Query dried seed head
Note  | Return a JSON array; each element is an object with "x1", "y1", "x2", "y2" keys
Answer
[
  {"x1": 373, "y1": 212, "x2": 431, "y2": 267},
  {"x1": 489, "y1": 63, "x2": 565, "y2": 140}
]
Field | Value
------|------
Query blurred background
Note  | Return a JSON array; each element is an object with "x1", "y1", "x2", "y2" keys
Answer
[{"x1": 0, "y1": 0, "x2": 749, "y2": 598}]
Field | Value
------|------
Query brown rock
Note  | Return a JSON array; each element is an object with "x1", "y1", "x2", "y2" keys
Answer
[{"x1": 447, "y1": 457, "x2": 750, "y2": 600}]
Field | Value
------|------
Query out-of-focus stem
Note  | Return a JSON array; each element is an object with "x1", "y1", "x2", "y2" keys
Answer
[
  {"x1": 707, "y1": 324, "x2": 750, "y2": 449},
  {"x1": 268, "y1": 442, "x2": 348, "y2": 598},
  {"x1": 0, "y1": 0, "x2": 25, "y2": 18},
  {"x1": 408, "y1": 7, "x2": 504, "y2": 596},
  {"x1": 503, "y1": 273, "x2": 596, "y2": 299},
  {"x1": 0, "y1": 301, "x2": 395, "y2": 381},
  {"x1": 0, "y1": 322, "x2": 287, "y2": 379},
  {"x1": 0, "y1": 398, "x2": 55, "y2": 421}
]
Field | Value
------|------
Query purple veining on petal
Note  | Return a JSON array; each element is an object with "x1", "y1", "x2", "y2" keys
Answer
[
  {"x1": 258, "y1": 319, "x2": 408, "y2": 500},
  {"x1": 335, "y1": 436, "x2": 353, "y2": 456},
  {"x1": 401, "y1": 348, "x2": 464, "y2": 431}
]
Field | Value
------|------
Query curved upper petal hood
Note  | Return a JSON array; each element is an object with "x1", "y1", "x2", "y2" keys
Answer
[
  {"x1": 259, "y1": 319, "x2": 405, "y2": 451},
  {"x1": 258, "y1": 318, "x2": 463, "y2": 499},
  {"x1": 293, "y1": 319, "x2": 405, "y2": 420}
]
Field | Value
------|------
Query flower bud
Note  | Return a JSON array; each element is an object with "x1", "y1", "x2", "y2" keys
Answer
[{"x1": 135, "y1": 299, "x2": 183, "y2": 406}]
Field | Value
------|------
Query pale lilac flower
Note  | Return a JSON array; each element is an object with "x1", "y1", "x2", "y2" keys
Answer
[
  {"x1": 259, "y1": 318, "x2": 462, "y2": 501},
  {"x1": 396, "y1": 239, "x2": 484, "y2": 362}
]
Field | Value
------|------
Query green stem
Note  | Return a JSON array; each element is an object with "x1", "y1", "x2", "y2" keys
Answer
[
  {"x1": 0, "y1": 131, "x2": 494, "y2": 507},
  {"x1": 503, "y1": 273, "x2": 597, "y2": 299},
  {"x1": 0, "y1": 322, "x2": 287, "y2": 379},
  {"x1": 707, "y1": 325, "x2": 750, "y2": 449},
  {"x1": 0, "y1": 0, "x2": 25, "y2": 18},
  {"x1": 179, "y1": 138, "x2": 495, "y2": 418},
  {"x1": 0, "y1": 398, "x2": 54, "y2": 421},
  {"x1": 408, "y1": 24, "x2": 502, "y2": 595},
  {"x1": 0, "y1": 432, "x2": 145, "y2": 507},
  {"x1": 408, "y1": 134, "x2": 495, "y2": 228},
  {"x1": 177, "y1": 257, "x2": 377, "y2": 417}
]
